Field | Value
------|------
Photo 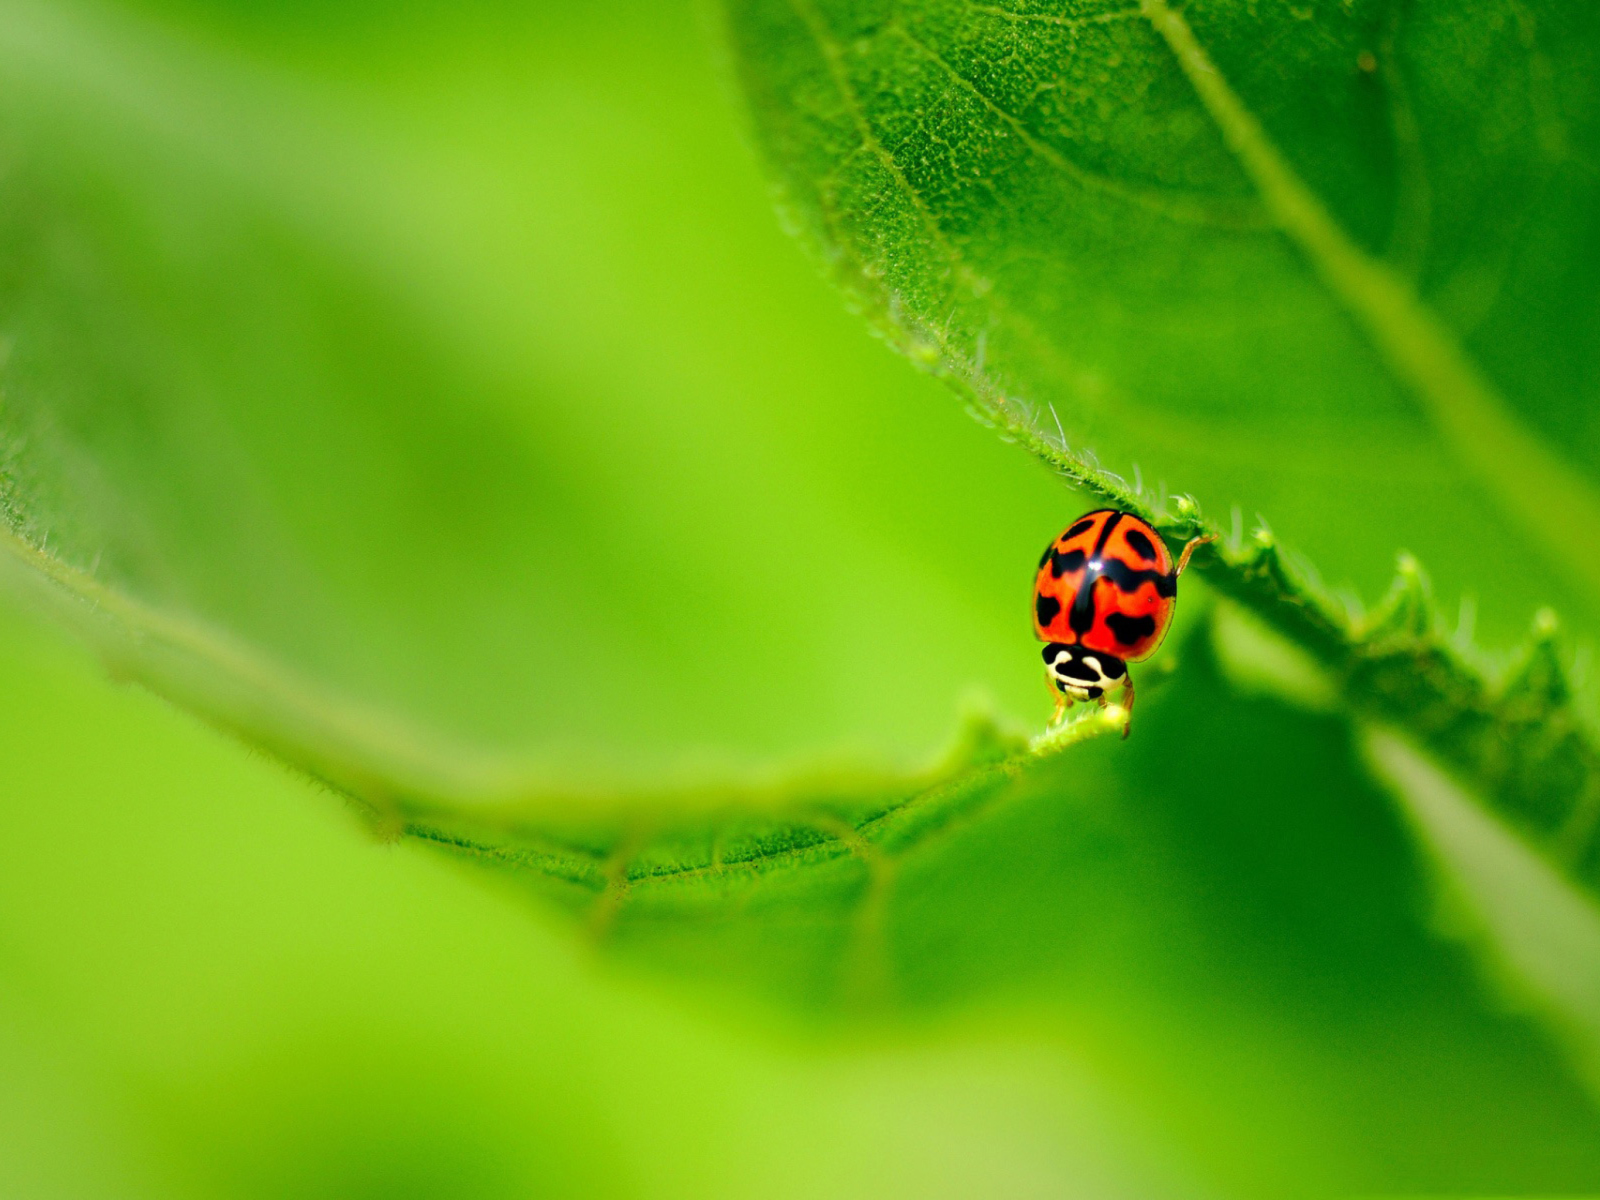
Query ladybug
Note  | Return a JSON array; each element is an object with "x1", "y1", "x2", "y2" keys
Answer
[{"x1": 1032, "y1": 508, "x2": 1212, "y2": 737}]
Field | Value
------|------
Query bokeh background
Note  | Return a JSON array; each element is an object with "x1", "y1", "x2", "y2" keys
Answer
[{"x1": 2, "y1": 0, "x2": 1599, "y2": 1196}]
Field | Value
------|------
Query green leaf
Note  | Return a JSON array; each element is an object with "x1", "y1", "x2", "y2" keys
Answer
[
  {"x1": 718, "y1": 0, "x2": 1600, "y2": 1101},
  {"x1": 720, "y1": 0, "x2": 1600, "y2": 647},
  {"x1": 0, "y1": 592, "x2": 1208, "y2": 1200},
  {"x1": 11, "y1": 580, "x2": 1600, "y2": 1197},
  {"x1": 367, "y1": 619, "x2": 1600, "y2": 1192}
]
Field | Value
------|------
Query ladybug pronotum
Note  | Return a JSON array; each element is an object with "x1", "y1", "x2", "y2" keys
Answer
[{"x1": 1032, "y1": 508, "x2": 1212, "y2": 737}]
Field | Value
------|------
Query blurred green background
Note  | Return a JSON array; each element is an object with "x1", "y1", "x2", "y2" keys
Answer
[
  {"x1": 2, "y1": 0, "x2": 1599, "y2": 1195},
  {"x1": 0, "y1": 0, "x2": 1071, "y2": 778}
]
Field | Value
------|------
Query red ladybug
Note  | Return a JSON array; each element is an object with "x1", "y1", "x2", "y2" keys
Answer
[{"x1": 1032, "y1": 509, "x2": 1211, "y2": 736}]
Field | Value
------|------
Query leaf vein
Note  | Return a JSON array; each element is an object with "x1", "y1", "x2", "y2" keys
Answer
[
  {"x1": 785, "y1": 0, "x2": 994, "y2": 301},
  {"x1": 889, "y1": 16, "x2": 1265, "y2": 228},
  {"x1": 964, "y1": 3, "x2": 1139, "y2": 29}
]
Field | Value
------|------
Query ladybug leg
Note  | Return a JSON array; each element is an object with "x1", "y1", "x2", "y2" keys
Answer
[
  {"x1": 1119, "y1": 673, "x2": 1136, "y2": 740},
  {"x1": 1045, "y1": 669, "x2": 1071, "y2": 726},
  {"x1": 1175, "y1": 533, "x2": 1217, "y2": 576}
]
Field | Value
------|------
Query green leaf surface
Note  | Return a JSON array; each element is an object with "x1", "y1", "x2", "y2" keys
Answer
[{"x1": 720, "y1": 0, "x2": 1600, "y2": 649}]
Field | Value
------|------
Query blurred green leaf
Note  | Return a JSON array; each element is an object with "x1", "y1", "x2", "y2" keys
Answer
[
  {"x1": 7, "y1": 580, "x2": 1600, "y2": 1197},
  {"x1": 391, "y1": 618, "x2": 1600, "y2": 1194},
  {"x1": 0, "y1": 593, "x2": 1206, "y2": 1200},
  {"x1": 0, "y1": 0, "x2": 1071, "y2": 776},
  {"x1": 720, "y1": 0, "x2": 1600, "y2": 647},
  {"x1": 1365, "y1": 724, "x2": 1600, "y2": 1102}
]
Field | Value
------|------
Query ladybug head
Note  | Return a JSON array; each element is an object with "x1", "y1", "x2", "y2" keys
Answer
[{"x1": 1042, "y1": 642, "x2": 1126, "y2": 701}]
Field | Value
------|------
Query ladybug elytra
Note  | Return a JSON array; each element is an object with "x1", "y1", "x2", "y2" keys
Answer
[{"x1": 1032, "y1": 508, "x2": 1212, "y2": 737}]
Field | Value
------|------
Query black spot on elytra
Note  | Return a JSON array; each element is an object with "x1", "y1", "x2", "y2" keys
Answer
[
  {"x1": 1124, "y1": 528, "x2": 1156, "y2": 561},
  {"x1": 1049, "y1": 548, "x2": 1085, "y2": 578},
  {"x1": 1106, "y1": 611, "x2": 1157, "y2": 646},
  {"x1": 1066, "y1": 512, "x2": 1127, "y2": 635},
  {"x1": 1064, "y1": 517, "x2": 1095, "y2": 540},
  {"x1": 1035, "y1": 593, "x2": 1061, "y2": 627},
  {"x1": 1068, "y1": 580, "x2": 1098, "y2": 635},
  {"x1": 1101, "y1": 556, "x2": 1177, "y2": 598},
  {"x1": 1092, "y1": 511, "x2": 1125, "y2": 556}
]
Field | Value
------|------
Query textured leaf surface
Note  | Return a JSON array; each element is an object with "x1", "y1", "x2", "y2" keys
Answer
[{"x1": 722, "y1": 0, "x2": 1600, "y2": 648}]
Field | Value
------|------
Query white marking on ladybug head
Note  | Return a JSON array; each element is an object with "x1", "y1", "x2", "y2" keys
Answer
[{"x1": 1041, "y1": 642, "x2": 1127, "y2": 701}]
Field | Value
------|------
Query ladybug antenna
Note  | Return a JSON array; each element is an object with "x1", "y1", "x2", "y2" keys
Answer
[{"x1": 1175, "y1": 534, "x2": 1217, "y2": 577}]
